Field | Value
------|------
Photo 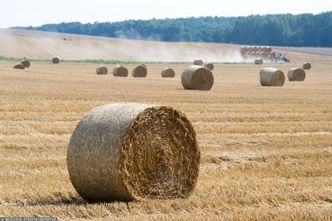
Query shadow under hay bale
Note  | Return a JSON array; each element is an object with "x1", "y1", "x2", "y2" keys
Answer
[
  {"x1": 255, "y1": 59, "x2": 263, "y2": 65},
  {"x1": 204, "y1": 63, "x2": 214, "y2": 71},
  {"x1": 161, "y1": 67, "x2": 175, "y2": 78},
  {"x1": 113, "y1": 65, "x2": 128, "y2": 77},
  {"x1": 52, "y1": 57, "x2": 60, "y2": 64},
  {"x1": 21, "y1": 59, "x2": 31, "y2": 68},
  {"x1": 193, "y1": 60, "x2": 203, "y2": 66},
  {"x1": 182, "y1": 65, "x2": 214, "y2": 91},
  {"x1": 260, "y1": 67, "x2": 285, "y2": 86},
  {"x1": 302, "y1": 63, "x2": 311, "y2": 70},
  {"x1": 132, "y1": 65, "x2": 147, "y2": 77},
  {"x1": 288, "y1": 67, "x2": 306, "y2": 81},
  {"x1": 67, "y1": 103, "x2": 200, "y2": 202},
  {"x1": 13, "y1": 64, "x2": 25, "y2": 69},
  {"x1": 96, "y1": 66, "x2": 108, "y2": 75}
]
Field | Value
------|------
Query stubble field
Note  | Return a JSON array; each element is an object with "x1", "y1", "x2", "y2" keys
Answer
[{"x1": 0, "y1": 60, "x2": 331, "y2": 220}]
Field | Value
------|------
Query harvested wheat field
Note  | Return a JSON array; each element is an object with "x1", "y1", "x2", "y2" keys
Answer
[
  {"x1": 0, "y1": 31, "x2": 332, "y2": 220},
  {"x1": 1, "y1": 59, "x2": 331, "y2": 220}
]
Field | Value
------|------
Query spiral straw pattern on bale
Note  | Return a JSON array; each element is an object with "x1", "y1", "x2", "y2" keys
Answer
[
  {"x1": 260, "y1": 67, "x2": 285, "y2": 86},
  {"x1": 113, "y1": 65, "x2": 128, "y2": 77},
  {"x1": 21, "y1": 59, "x2": 31, "y2": 68},
  {"x1": 287, "y1": 68, "x2": 306, "y2": 81},
  {"x1": 67, "y1": 103, "x2": 200, "y2": 202},
  {"x1": 182, "y1": 65, "x2": 214, "y2": 91},
  {"x1": 52, "y1": 57, "x2": 60, "y2": 64},
  {"x1": 302, "y1": 63, "x2": 311, "y2": 70},
  {"x1": 132, "y1": 65, "x2": 147, "y2": 77},
  {"x1": 204, "y1": 63, "x2": 214, "y2": 71},
  {"x1": 96, "y1": 66, "x2": 108, "y2": 75},
  {"x1": 193, "y1": 60, "x2": 203, "y2": 66},
  {"x1": 13, "y1": 64, "x2": 25, "y2": 69},
  {"x1": 161, "y1": 67, "x2": 175, "y2": 78}
]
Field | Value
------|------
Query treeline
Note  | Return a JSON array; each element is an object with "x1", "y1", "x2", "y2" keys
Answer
[{"x1": 18, "y1": 12, "x2": 332, "y2": 47}]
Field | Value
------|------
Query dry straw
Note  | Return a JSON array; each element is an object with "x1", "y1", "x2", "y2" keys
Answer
[
  {"x1": 13, "y1": 64, "x2": 25, "y2": 69},
  {"x1": 132, "y1": 65, "x2": 147, "y2": 77},
  {"x1": 161, "y1": 67, "x2": 175, "y2": 78},
  {"x1": 287, "y1": 67, "x2": 306, "y2": 81},
  {"x1": 302, "y1": 63, "x2": 311, "y2": 70},
  {"x1": 67, "y1": 103, "x2": 200, "y2": 202},
  {"x1": 113, "y1": 65, "x2": 128, "y2": 77},
  {"x1": 20, "y1": 59, "x2": 31, "y2": 68},
  {"x1": 52, "y1": 57, "x2": 60, "y2": 64},
  {"x1": 255, "y1": 59, "x2": 263, "y2": 65},
  {"x1": 204, "y1": 63, "x2": 214, "y2": 71},
  {"x1": 96, "y1": 66, "x2": 108, "y2": 75},
  {"x1": 182, "y1": 65, "x2": 214, "y2": 91},
  {"x1": 260, "y1": 67, "x2": 285, "y2": 86},
  {"x1": 193, "y1": 60, "x2": 203, "y2": 66}
]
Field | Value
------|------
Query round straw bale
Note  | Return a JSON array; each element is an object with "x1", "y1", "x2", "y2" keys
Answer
[
  {"x1": 20, "y1": 59, "x2": 31, "y2": 68},
  {"x1": 302, "y1": 63, "x2": 311, "y2": 70},
  {"x1": 193, "y1": 60, "x2": 203, "y2": 66},
  {"x1": 13, "y1": 63, "x2": 25, "y2": 69},
  {"x1": 113, "y1": 65, "x2": 128, "y2": 77},
  {"x1": 67, "y1": 103, "x2": 200, "y2": 202},
  {"x1": 96, "y1": 66, "x2": 108, "y2": 75},
  {"x1": 52, "y1": 57, "x2": 60, "y2": 64},
  {"x1": 204, "y1": 63, "x2": 214, "y2": 71},
  {"x1": 260, "y1": 67, "x2": 285, "y2": 86},
  {"x1": 132, "y1": 65, "x2": 147, "y2": 77},
  {"x1": 255, "y1": 58, "x2": 263, "y2": 65},
  {"x1": 287, "y1": 67, "x2": 306, "y2": 81},
  {"x1": 182, "y1": 65, "x2": 214, "y2": 91},
  {"x1": 161, "y1": 67, "x2": 175, "y2": 78}
]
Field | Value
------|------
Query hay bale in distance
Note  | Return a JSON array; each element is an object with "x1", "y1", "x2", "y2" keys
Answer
[
  {"x1": 132, "y1": 65, "x2": 147, "y2": 77},
  {"x1": 182, "y1": 65, "x2": 214, "y2": 91},
  {"x1": 204, "y1": 63, "x2": 214, "y2": 71},
  {"x1": 302, "y1": 63, "x2": 311, "y2": 70},
  {"x1": 52, "y1": 57, "x2": 60, "y2": 64},
  {"x1": 21, "y1": 59, "x2": 31, "y2": 68},
  {"x1": 255, "y1": 59, "x2": 263, "y2": 65},
  {"x1": 161, "y1": 67, "x2": 175, "y2": 78},
  {"x1": 260, "y1": 67, "x2": 285, "y2": 86},
  {"x1": 67, "y1": 103, "x2": 200, "y2": 202},
  {"x1": 113, "y1": 65, "x2": 128, "y2": 77},
  {"x1": 13, "y1": 64, "x2": 25, "y2": 69},
  {"x1": 193, "y1": 60, "x2": 203, "y2": 66},
  {"x1": 96, "y1": 66, "x2": 108, "y2": 75},
  {"x1": 287, "y1": 67, "x2": 306, "y2": 81}
]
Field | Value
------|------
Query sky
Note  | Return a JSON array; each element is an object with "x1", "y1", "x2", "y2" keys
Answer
[{"x1": 0, "y1": 0, "x2": 331, "y2": 28}]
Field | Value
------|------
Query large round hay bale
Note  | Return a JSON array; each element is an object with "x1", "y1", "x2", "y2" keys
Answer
[
  {"x1": 161, "y1": 67, "x2": 175, "y2": 78},
  {"x1": 182, "y1": 65, "x2": 214, "y2": 91},
  {"x1": 132, "y1": 65, "x2": 147, "y2": 77},
  {"x1": 193, "y1": 60, "x2": 203, "y2": 66},
  {"x1": 20, "y1": 59, "x2": 31, "y2": 68},
  {"x1": 113, "y1": 65, "x2": 128, "y2": 77},
  {"x1": 96, "y1": 66, "x2": 108, "y2": 75},
  {"x1": 260, "y1": 67, "x2": 285, "y2": 86},
  {"x1": 204, "y1": 63, "x2": 214, "y2": 71},
  {"x1": 13, "y1": 64, "x2": 25, "y2": 69},
  {"x1": 52, "y1": 57, "x2": 60, "y2": 64},
  {"x1": 287, "y1": 67, "x2": 306, "y2": 81},
  {"x1": 302, "y1": 63, "x2": 311, "y2": 70},
  {"x1": 255, "y1": 58, "x2": 263, "y2": 65},
  {"x1": 67, "y1": 103, "x2": 200, "y2": 202}
]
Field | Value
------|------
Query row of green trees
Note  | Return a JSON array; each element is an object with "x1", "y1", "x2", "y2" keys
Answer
[{"x1": 19, "y1": 12, "x2": 332, "y2": 47}]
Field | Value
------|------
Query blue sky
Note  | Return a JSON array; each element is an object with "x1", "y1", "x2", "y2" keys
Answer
[{"x1": 0, "y1": 0, "x2": 331, "y2": 28}]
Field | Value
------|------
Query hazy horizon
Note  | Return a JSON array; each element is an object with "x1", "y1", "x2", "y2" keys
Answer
[{"x1": 0, "y1": 0, "x2": 331, "y2": 28}]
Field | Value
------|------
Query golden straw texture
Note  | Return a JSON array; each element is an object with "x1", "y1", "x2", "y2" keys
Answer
[
  {"x1": 67, "y1": 103, "x2": 200, "y2": 202},
  {"x1": 181, "y1": 65, "x2": 214, "y2": 91}
]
